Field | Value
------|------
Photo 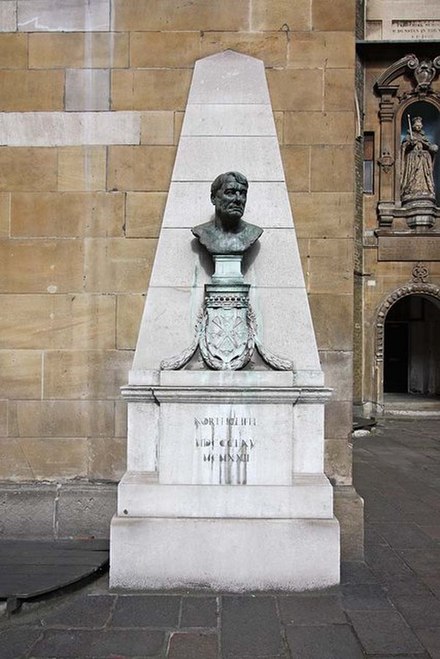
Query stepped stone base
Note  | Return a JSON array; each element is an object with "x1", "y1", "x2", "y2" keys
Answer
[{"x1": 110, "y1": 516, "x2": 340, "y2": 592}]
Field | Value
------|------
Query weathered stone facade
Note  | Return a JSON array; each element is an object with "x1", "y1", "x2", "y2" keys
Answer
[
  {"x1": 0, "y1": 0, "x2": 363, "y2": 557},
  {"x1": 359, "y1": 0, "x2": 440, "y2": 417}
]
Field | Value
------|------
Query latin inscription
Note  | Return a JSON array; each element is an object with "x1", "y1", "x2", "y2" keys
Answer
[{"x1": 194, "y1": 416, "x2": 257, "y2": 483}]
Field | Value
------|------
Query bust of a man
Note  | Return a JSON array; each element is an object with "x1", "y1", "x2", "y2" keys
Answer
[{"x1": 192, "y1": 171, "x2": 263, "y2": 255}]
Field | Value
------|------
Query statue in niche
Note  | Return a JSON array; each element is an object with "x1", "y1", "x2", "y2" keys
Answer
[
  {"x1": 192, "y1": 171, "x2": 263, "y2": 254},
  {"x1": 400, "y1": 116, "x2": 438, "y2": 203}
]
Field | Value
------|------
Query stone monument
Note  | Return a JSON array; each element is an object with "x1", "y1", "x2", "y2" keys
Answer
[{"x1": 110, "y1": 51, "x2": 340, "y2": 591}]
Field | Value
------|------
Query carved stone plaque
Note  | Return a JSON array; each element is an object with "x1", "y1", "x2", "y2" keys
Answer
[
  {"x1": 378, "y1": 234, "x2": 440, "y2": 261},
  {"x1": 366, "y1": 0, "x2": 440, "y2": 41},
  {"x1": 159, "y1": 403, "x2": 292, "y2": 486}
]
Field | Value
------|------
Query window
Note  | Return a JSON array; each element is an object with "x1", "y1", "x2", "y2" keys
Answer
[{"x1": 363, "y1": 132, "x2": 374, "y2": 194}]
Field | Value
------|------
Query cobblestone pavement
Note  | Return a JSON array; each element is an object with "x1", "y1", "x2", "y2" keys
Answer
[{"x1": 1, "y1": 418, "x2": 440, "y2": 658}]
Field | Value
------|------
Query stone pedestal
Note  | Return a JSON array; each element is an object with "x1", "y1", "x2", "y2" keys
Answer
[{"x1": 110, "y1": 51, "x2": 340, "y2": 591}]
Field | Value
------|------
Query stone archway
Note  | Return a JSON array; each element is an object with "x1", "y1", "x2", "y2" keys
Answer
[{"x1": 374, "y1": 282, "x2": 440, "y2": 413}]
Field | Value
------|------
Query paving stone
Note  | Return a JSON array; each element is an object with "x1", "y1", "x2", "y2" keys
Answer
[
  {"x1": 278, "y1": 594, "x2": 346, "y2": 625},
  {"x1": 382, "y1": 576, "x2": 433, "y2": 598},
  {"x1": 0, "y1": 627, "x2": 42, "y2": 659},
  {"x1": 364, "y1": 655, "x2": 430, "y2": 658},
  {"x1": 392, "y1": 595, "x2": 440, "y2": 629},
  {"x1": 373, "y1": 523, "x2": 436, "y2": 550},
  {"x1": 340, "y1": 561, "x2": 379, "y2": 584},
  {"x1": 285, "y1": 624, "x2": 364, "y2": 659},
  {"x1": 421, "y1": 575, "x2": 440, "y2": 597},
  {"x1": 39, "y1": 594, "x2": 114, "y2": 628},
  {"x1": 221, "y1": 596, "x2": 283, "y2": 658},
  {"x1": 363, "y1": 496, "x2": 402, "y2": 522},
  {"x1": 110, "y1": 594, "x2": 180, "y2": 628},
  {"x1": 30, "y1": 629, "x2": 165, "y2": 657},
  {"x1": 364, "y1": 526, "x2": 388, "y2": 547},
  {"x1": 365, "y1": 545, "x2": 413, "y2": 579},
  {"x1": 225, "y1": 656, "x2": 288, "y2": 659},
  {"x1": 341, "y1": 583, "x2": 393, "y2": 610},
  {"x1": 347, "y1": 610, "x2": 424, "y2": 655},
  {"x1": 398, "y1": 549, "x2": 440, "y2": 577},
  {"x1": 419, "y1": 525, "x2": 440, "y2": 541},
  {"x1": 396, "y1": 506, "x2": 440, "y2": 526},
  {"x1": 414, "y1": 628, "x2": 440, "y2": 657},
  {"x1": 168, "y1": 632, "x2": 218, "y2": 658},
  {"x1": 180, "y1": 596, "x2": 218, "y2": 628}
]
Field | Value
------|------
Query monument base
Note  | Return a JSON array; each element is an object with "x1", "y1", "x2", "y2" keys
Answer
[{"x1": 110, "y1": 515, "x2": 340, "y2": 592}]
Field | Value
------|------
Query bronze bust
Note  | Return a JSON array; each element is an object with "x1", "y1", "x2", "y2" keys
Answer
[{"x1": 192, "y1": 171, "x2": 263, "y2": 254}]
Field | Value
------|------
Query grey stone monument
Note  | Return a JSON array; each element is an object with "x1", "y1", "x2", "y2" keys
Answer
[{"x1": 110, "y1": 51, "x2": 340, "y2": 591}]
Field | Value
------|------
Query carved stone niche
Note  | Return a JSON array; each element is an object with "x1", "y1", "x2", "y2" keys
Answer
[{"x1": 375, "y1": 54, "x2": 440, "y2": 231}]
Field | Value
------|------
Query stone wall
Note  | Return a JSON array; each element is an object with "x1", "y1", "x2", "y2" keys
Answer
[{"x1": 0, "y1": 0, "x2": 359, "y2": 548}]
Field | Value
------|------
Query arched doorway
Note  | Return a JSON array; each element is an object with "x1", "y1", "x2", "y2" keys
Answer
[
  {"x1": 375, "y1": 284, "x2": 440, "y2": 413},
  {"x1": 384, "y1": 295, "x2": 440, "y2": 395}
]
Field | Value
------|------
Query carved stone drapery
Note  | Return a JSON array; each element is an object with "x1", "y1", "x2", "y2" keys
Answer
[{"x1": 161, "y1": 254, "x2": 293, "y2": 372}]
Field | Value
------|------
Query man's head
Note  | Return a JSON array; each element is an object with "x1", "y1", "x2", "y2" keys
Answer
[{"x1": 211, "y1": 172, "x2": 248, "y2": 224}]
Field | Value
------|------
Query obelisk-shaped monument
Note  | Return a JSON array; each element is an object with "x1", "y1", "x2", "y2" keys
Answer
[{"x1": 110, "y1": 51, "x2": 340, "y2": 591}]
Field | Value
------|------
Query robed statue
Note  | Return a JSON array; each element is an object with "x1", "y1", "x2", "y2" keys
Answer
[{"x1": 400, "y1": 115, "x2": 438, "y2": 203}]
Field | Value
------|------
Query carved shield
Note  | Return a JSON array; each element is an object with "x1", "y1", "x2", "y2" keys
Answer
[{"x1": 200, "y1": 306, "x2": 254, "y2": 370}]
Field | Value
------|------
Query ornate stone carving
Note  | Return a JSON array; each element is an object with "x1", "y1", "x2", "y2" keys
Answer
[
  {"x1": 411, "y1": 262, "x2": 429, "y2": 283},
  {"x1": 376, "y1": 54, "x2": 440, "y2": 100},
  {"x1": 199, "y1": 286, "x2": 254, "y2": 370},
  {"x1": 378, "y1": 149, "x2": 394, "y2": 173},
  {"x1": 413, "y1": 57, "x2": 440, "y2": 94},
  {"x1": 375, "y1": 54, "x2": 419, "y2": 90},
  {"x1": 375, "y1": 54, "x2": 440, "y2": 229},
  {"x1": 161, "y1": 172, "x2": 293, "y2": 372},
  {"x1": 159, "y1": 309, "x2": 204, "y2": 371}
]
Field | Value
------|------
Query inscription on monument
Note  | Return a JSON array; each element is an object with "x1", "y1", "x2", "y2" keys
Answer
[
  {"x1": 392, "y1": 20, "x2": 440, "y2": 39},
  {"x1": 194, "y1": 416, "x2": 257, "y2": 484},
  {"x1": 160, "y1": 404, "x2": 292, "y2": 486}
]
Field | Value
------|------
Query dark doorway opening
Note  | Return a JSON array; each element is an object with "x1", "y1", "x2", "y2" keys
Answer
[
  {"x1": 383, "y1": 295, "x2": 440, "y2": 395},
  {"x1": 384, "y1": 322, "x2": 408, "y2": 392}
]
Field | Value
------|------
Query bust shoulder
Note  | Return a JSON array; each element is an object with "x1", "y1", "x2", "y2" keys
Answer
[{"x1": 192, "y1": 219, "x2": 263, "y2": 255}]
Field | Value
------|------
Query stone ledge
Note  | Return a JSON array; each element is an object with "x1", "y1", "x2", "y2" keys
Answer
[
  {"x1": 117, "y1": 473, "x2": 334, "y2": 518},
  {"x1": 0, "y1": 482, "x2": 117, "y2": 540},
  {"x1": 0, "y1": 481, "x2": 361, "y2": 561}
]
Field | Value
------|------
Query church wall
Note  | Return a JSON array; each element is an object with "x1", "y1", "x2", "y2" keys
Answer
[{"x1": 0, "y1": 0, "x2": 359, "y2": 551}]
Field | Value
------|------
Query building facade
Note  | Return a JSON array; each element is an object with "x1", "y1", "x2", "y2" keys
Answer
[
  {"x1": 2, "y1": 0, "x2": 437, "y2": 560},
  {"x1": 356, "y1": 0, "x2": 440, "y2": 418}
]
